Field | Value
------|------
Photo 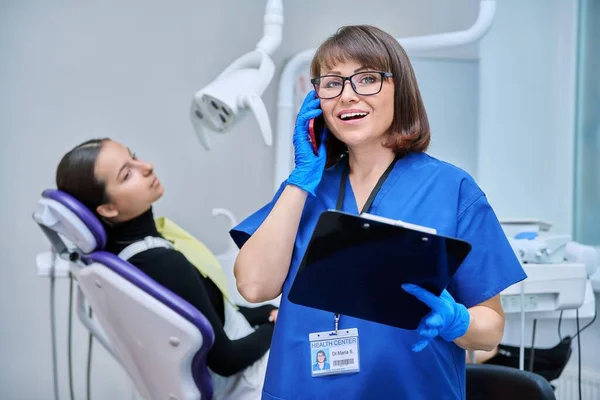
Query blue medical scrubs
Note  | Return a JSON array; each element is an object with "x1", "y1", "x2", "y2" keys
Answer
[{"x1": 230, "y1": 152, "x2": 527, "y2": 400}]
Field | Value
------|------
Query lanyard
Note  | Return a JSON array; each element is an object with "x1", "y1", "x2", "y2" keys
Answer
[
  {"x1": 335, "y1": 155, "x2": 399, "y2": 214},
  {"x1": 331, "y1": 154, "x2": 399, "y2": 333}
]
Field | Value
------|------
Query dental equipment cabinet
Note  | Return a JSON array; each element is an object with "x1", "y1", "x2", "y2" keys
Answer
[{"x1": 498, "y1": 219, "x2": 598, "y2": 372}]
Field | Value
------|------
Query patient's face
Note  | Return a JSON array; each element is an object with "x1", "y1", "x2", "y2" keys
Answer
[{"x1": 94, "y1": 140, "x2": 164, "y2": 223}]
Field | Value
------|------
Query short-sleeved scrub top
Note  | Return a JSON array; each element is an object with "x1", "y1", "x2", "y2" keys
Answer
[{"x1": 231, "y1": 152, "x2": 527, "y2": 400}]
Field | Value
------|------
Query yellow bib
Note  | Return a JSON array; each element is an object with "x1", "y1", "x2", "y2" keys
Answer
[{"x1": 154, "y1": 216, "x2": 236, "y2": 307}]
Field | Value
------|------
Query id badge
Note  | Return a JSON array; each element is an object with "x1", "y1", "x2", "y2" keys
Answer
[{"x1": 309, "y1": 328, "x2": 360, "y2": 377}]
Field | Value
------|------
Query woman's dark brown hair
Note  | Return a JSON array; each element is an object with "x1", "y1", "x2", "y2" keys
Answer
[
  {"x1": 56, "y1": 138, "x2": 110, "y2": 213},
  {"x1": 310, "y1": 25, "x2": 430, "y2": 166}
]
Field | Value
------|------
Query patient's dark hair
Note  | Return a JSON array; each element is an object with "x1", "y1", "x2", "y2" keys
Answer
[{"x1": 56, "y1": 138, "x2": 110, "y2": 213}]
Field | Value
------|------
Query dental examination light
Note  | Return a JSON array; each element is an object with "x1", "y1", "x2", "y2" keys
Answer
[{"x1": 190, "y1": 0, "x2": 283, "y2": 150}]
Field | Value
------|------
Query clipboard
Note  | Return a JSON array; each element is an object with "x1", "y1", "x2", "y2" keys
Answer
[{"x1": 287, "y1": 210, "x2": 472, "y2": 330}]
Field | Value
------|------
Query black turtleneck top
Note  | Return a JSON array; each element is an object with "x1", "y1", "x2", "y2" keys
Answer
[{"x1": 105, "y1": 208, "x2": 276, "y2": 377}]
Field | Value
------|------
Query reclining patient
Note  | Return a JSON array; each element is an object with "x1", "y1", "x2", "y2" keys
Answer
[{"x1": 56, "y1": 138, "x2": 276, "y2": 399}]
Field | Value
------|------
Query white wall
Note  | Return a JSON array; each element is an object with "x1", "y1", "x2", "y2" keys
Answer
[
  {"x1": 477, "y1": 0, "x2": 579, "y2": 235},
  {"x1": 0, "y1": 1, "x2": 482, "y2": 399},
  {"x1": 413, "y1": 57, "x2": 479, "y2": 177},
  {"x1": 477, "y1": 0, "x2": 600, "y2": 379}
]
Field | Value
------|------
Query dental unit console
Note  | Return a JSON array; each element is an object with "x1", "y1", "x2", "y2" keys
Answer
[{"x1": 500, "y1": 219, "x2": 597, "y2": 318}]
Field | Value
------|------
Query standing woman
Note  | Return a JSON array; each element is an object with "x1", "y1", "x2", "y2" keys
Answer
[{"x1": 231, "y1": 25, "x2": 526, "y2": 400}]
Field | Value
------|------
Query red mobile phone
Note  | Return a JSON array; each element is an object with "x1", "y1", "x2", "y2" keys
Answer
[{"x1": 308, "y1": 115, "x2": 325, "y2": 155}]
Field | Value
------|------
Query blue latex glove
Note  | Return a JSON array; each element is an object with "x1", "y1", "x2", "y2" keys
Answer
[
  {"x1": 286, "y1": 90, "x2": 328, "y2": 197},
  {"x1": 402, "y1": 284, "x2": 470, "y2": 352}
]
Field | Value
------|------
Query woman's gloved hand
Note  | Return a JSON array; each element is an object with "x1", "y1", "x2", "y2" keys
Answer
[
  {"x1": 286, "y1": 90, "x2": 328, "y2": 197},
  {"x1": 402, "y1": 284, "x2": 470, "y2": 352}
]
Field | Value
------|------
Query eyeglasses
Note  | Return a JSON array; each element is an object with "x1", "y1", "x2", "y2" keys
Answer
[{"x1": 311, "y1": 71, "x2": 393, "y2": 99}]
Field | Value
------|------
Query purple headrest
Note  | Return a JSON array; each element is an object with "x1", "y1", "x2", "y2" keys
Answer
[{"x1": 42, "y1": 189, "x2": 107, "y2": 250}]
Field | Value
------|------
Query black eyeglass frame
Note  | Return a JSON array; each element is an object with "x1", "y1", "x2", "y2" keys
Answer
[{"x1": 310, "y1": 71, "x2": 394, "y2": 99}]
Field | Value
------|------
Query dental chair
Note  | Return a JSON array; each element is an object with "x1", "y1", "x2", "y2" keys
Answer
[
  {"x1": 33, "y1": 189, "x2": 216, "y2": 400},
  {"x1": 466, "y1": 364, "x2": 556, "y2": 400}
]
